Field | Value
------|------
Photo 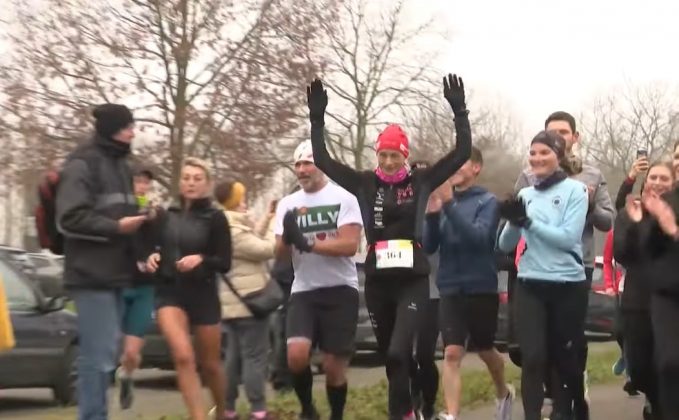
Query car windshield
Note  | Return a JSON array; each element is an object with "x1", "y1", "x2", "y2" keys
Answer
[
  {"x1": 0, "y1": 258, "x2": 38, "y2": 311},
  {"x1": 29, "y1": 256, "x2": 51, "y2": 269}
]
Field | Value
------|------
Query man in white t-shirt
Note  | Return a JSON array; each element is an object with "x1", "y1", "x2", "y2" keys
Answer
[{"x1": 275, "y1": 140, "x2": 363, "y2": 420}]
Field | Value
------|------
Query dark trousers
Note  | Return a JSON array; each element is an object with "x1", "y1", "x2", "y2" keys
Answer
[
  {"x1": 271, "y1": 281, "x2": 293, "y2": 389},
  {"x1": 516, "y1": 280, "x2": 589, "y2": 420},
  {"x1": 365, "y1": 275, "x2": 428, "y2": 419},
  {"x1": 651, "y1": 292, "x2": 679, "y2": 420}
]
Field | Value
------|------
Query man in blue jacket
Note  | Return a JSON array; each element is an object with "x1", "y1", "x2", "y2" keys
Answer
[{"x1": 424, "y1": 146, "x2": 513, "y2": 420}]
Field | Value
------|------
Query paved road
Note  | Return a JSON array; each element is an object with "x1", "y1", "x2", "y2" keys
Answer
[
  {"x1": 0, "y1": 344, "x2": 621, "y2": 419},
  {"x1": 463, "y1": 383, "x2": 645, "y2": 419}
]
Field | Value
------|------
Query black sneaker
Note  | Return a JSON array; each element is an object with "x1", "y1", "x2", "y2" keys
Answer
[
  {"x1": 573, "y1": 400, "x2": 590, "y2": 420},
  {"x1": 299, "y1": 407, "x2": 320, "y2": 420},
  {"x1": 623, "y1": 380, "x2": 639, "y2": 396},
  {"x1": 118, "y1": 373, "x2": 134, "y2": 410}
]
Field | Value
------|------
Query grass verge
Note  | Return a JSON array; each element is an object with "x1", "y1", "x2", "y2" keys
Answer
[{"x1": 154, "y1": 347, "x2": 620, "y2": 420}]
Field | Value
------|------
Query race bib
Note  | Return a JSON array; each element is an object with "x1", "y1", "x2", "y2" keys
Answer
[{"x1": 375, "y1": 240, "x2": 414, "y2": 269}]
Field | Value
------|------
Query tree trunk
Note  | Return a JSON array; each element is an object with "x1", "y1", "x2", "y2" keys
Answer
[{"x1": 4, "y1": 188, "x2": 13, "y2": 246}]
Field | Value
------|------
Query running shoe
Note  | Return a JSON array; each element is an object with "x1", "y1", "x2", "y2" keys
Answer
[
  {"x1": 299, "y1": 407, "x2": 320, "y2": 420},
  {"x1": 612, "y1": 357, "x2": 626, "y2": 376},
  {"x1": 208, "y1": 407, "x2": 239, "y2": 420},
  {"x1": 495, "y1": 384, "x2": 515, "y2": 420},
  {"x1": 116, "y1": 367, "x2": 134, "y2": 410},
  {"x1": 623, "y1": 379, "x2": 640, "y2": 396}
]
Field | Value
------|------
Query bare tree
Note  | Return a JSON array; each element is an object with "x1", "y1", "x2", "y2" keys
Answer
[
  {"x1": 313, "y1": 0, "x2": 447, "y2": 170},
  {"x1": 579, "y1": 82, "x2": 679, "y2": 176},
  {"x1": 0, "y1": 0, "x2": 339, "y2": 196},
  {"x1": 407, "y1": 95, "x2": 524, "y2": 196}
]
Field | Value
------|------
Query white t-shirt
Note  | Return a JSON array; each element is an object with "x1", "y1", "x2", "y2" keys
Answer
[{"x1": 275, "y1": 182, "x2": 363, "y2": 294}]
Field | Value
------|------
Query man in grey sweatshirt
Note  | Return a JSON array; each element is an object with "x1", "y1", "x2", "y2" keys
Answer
[{"x1": 514, "y1": 111, "x2": 614, "y2": 418}]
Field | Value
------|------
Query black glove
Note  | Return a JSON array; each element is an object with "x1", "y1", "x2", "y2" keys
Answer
[
  {"x1": 443, "y1": 73, "x2": 467, "y2": 115},
  {"x1": 283, "y1": 209, "x2": 314, "y2": 253},
  {"x1": 499, "y1": 196, "x2": 531, "y2": 228},
  {"x1": 307, "y1": 79, "x2": 328, "y2": 125}
]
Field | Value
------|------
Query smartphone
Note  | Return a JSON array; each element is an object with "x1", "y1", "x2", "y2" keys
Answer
[{"x1": 637, "y1": 149, "x2": 648, "y2": 159}]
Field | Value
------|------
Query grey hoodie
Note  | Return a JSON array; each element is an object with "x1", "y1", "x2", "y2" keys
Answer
[{"x1": 514, "y1": 163, "x2": 614, "y2": 268}]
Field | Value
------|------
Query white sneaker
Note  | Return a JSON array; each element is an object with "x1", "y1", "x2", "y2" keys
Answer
[
  {"x1": 437, "y1": 413, "x2": 456, "y2": 420},
  {"x1": 495, "y1": 384, "x2": 515, "y2": 420}
]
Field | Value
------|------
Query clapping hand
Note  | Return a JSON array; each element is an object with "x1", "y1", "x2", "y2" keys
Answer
[
  {"x1": 624, "y1": 195, "x2": 643, "y2": 223},
  {"x1": 642, "y1": 193, "x2": 679, "y2": 239},
  {"x1": 283, "y1": 209, "x2": 314, "y2": 252},
  {"x1": 499, "y1": 195, "x2": 530, "y2": 228}
]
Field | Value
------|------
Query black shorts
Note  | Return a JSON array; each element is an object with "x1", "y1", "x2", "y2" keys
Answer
[
  {"x1": 156, "y1": 279, "x2": 221, "y2": 326},
  {"x1": 287, "y1": 285, "x2": 359, "y2": 357},
  {"x1": 439, "y1": 293, "x2": 499, "y2": 350}
]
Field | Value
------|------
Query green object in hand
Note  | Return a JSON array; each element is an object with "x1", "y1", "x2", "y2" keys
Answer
[{"x1": 137, "y1": 195, "x2": 148, "y2": 209}]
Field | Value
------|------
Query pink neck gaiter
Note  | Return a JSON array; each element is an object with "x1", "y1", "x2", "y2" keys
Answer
[{"x1": 375, "y1": 166, "x2": 409, "y2": 184}]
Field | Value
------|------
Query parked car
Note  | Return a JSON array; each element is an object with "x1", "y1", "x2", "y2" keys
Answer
[
  {"x1": 142, "y1": 310, "x2": 227, "y2": 371},
  {"x1": 0, "y1": 245, "x2": 37, "y2": 277},
  {"x1": 27, "y1": 252, "x2": 65, "y2": 298},
  {"x1": 0, "y1": 255, "x2": 78, "y2": 405},
  {"x1": 495, "y1": 255, "x2": 616, "y2": 351},
  {"x1": 143, "y1": 255, "x2": 616, "y2": 369}
]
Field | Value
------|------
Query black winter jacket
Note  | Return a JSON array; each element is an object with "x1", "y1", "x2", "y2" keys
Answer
[
  {"x1": 56, "y1": 136, "x2": 139, "y2": 289},
  {"x1": 642, "y1": 188, "x2": 679, "y2": 294},
  {"x1": 148, "y1": 198, "x2": 232, "y2": 285}
]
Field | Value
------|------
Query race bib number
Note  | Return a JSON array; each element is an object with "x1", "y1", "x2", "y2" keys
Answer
[{"x1": 375, "y1": 240, "x2": 414, "y2": 269}]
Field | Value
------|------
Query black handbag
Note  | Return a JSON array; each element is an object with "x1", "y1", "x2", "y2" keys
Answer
[{"x1": 223, "y1": 275, "x2": 284, "y2": 319}]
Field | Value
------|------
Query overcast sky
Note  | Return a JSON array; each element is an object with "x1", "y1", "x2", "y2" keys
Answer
[
  {"x1": 420, "y1": 0, "x2": 679, "y2": 138},
  {"x1": 3, "y1": 0, "x2": 679, "y2": 140}
]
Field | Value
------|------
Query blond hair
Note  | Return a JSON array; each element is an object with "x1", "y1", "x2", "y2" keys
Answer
[{"x1": 182, "y1": 157, "x2": 212, "y2": 180}]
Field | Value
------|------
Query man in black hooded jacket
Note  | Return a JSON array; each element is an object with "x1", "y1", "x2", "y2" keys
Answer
[{"x1": 56, "y1": 104, "x2": 147, "y2": 420}]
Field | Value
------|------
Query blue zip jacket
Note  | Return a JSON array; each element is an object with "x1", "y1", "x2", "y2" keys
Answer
[
  {"x1": 498, "y1": 177, "x2": 588, "y2": 282},
  {"x1": 424, "y1": 186, "x2": 499, "y2": 295}
]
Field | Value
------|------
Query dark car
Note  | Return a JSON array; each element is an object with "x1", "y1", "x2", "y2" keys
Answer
[
  {"x1": 0, "y1": 256, "x2": 78, "y2": 405},
  {"x1": 494, "y1": 256, "x2": 616, "y2": 350},
  {"x1": 141, "y1": 309, "x2": 227, "y2": 371},
  {"x1": 354, "y1": 255, "x2": 616, "y2": 353},
  {"x1": 355, "y1": 260, "x2": 377, "y2": 351}
]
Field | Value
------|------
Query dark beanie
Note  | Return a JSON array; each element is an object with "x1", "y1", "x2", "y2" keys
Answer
[
  {"x1": 133, "y1": 165, "x2": 154, "y2": 180},
  {"x1": 92, "y1": 104, "x2": 134, "y2": 138},
  {"x1": 531, "y1": 130, "x2": 566, "y2": 159}
]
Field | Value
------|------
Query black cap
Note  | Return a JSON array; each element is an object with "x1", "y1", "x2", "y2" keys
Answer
[
  {"x1": 531, "y1": 130, "x2": 566, "y2": 159},
  {"x1": 133, "y1": 165, "x2": 154, "y2": 180},
  {"x1": 92, "y1": 104, "x2": 134, "y2": 138}
]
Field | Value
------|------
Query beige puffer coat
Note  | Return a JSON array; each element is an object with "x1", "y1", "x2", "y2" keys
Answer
[{"x1": 219, "y1": 210, "x2": 275, "y2": 319}]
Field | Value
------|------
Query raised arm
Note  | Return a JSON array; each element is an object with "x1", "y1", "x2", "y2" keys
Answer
[
  {"x1": 615, "y1": 177, "x2": 636, "y2": 212},
  {"x1": 615, "y1": 157, "x2": 647, "y2": 211},
  {"x1": 423, "y1": 74, "x2": 472, "y2": 190},
  {"x1": 307, "y1": 79, "x2": 363, "y2": 195}
]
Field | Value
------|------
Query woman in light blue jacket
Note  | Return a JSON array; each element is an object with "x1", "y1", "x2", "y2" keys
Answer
[{"x1": 498, "y1": 130, "x2": 589, "y2": 420}]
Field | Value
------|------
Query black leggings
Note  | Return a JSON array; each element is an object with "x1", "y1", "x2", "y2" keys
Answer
[
  {"x1": 651, "y1": 292, "x2": 679, "y2": 420},
  {"x1": 622, "y1": 309, "x2": 659, "y2": 414},
  {"x1": 411, "y1": 298, "x2": 439, "y2": 416},
  {"x1": 365, "y1": 275, "x2": 429, "y2": 419},
  {"x1": 515, "y1": 279, "x2": 589, "y2": 420}
]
